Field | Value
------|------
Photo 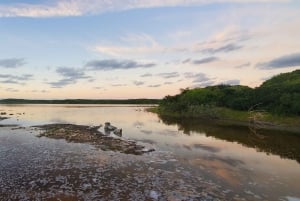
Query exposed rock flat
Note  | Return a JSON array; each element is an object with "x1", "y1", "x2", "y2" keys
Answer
[
  {"x1": 34, "y1": 124, "x2": 154, "y2": 155},
  {"x1": 0, "y1": 116, "x2": 8, "y2": 121}
]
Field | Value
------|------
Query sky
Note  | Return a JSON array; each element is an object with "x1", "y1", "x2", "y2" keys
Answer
[{"x1": 0, "y1": 0, "x2": 300, "y2": 99}]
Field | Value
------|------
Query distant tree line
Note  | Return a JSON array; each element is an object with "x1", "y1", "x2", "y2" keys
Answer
[
  {"x1": 159, "y1": 69, "x2": 300, "y2": 116},
  {"x1": 0, "y1": 99, "x2": 160, "y2": 105}
]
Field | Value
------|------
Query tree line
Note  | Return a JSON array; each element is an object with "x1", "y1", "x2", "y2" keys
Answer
[{"x1": 159, "y1": 69, "x2": 300, "y2": 116}]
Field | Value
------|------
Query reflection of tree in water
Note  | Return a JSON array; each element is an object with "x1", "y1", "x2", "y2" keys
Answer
[{"x1": 158, "y1": 114, "x2": 300, "y2": 164}]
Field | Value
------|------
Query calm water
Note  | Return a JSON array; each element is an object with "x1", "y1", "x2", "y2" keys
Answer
[{"x1": 0, "y1": 104, "x2": 300, "y2": 200}]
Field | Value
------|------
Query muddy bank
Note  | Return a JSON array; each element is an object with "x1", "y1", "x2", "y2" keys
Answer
[{"x1": 34, "y1": 124, "x2": 154, "y2": 155}]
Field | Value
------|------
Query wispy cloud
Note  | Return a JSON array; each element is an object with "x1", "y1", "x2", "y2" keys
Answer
[
  {"x1": 48, "y1": 67, "x2": 91, "y2": 88},
  {"x1": 157, "y1": 72, "x2": 180, "y2": 79},
  {"x1": 191, "y1": 57, "x2": 219, "y2": 65},
  {"x1": 257, "y1": 53, "x2": 300, "y2": 69},
  {"x1": 148, "y1": 84, "x2": 161, "y2": 88},
  {"x1": 0, "y1": 0, "x2": 288, "y2": 18},
  {"x1": 47, "y1": 78, "x2": 75, "y2": 88},
  {"x1": 0, "y1": 74, "x2": 33, "y2": 85},
  {"x1": 201, "y1": 43, "x2": 243, "y2": 54},
  {"x1": 235, "y1": 62, "x2": 251, "y2": 68},
  {"x1": 184, "y1": 72, "x2": 215, "y2": 87},
  {"x1": 56, "y1": 67, "x2": 90, "y2": 79},
  {"x1": 164, "y1": 81, "x2": 173, "y2": 85},
  {"x1": 6, "y1": 88, "x2": 19, "y2": 92},
  {"x1": 31, "y1": 89, "x2": 49, "y2": 93},
  {"x1": 133, "y1": 81, "x2": 144, "y2": 86},
  {"x1": 85, "y1": 59, "x2": 156, "y2": 71},
  {"x1": 192, "y1": 81, "x2": 215, "y2": 88},
  {"x1": 184, "y1": 72, "x2": 212, "y2": 83},
  {"x1": 0, "y1": 58, "x2": 26, "y2": 68},
  {"x1": 1, "y1": 80, "x2": 20, "y2": 84},
  {"x1": 221, "y1": 79, "x2": 240, "y2": 85},
  {"x1": 111, "y1": 83, "x2": 127, "y2": 87},
  {"x1": 140, "y1": 73, "x2": 153, "y2": 77}
]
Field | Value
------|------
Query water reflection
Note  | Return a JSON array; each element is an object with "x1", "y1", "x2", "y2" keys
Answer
[{"x1": 158, "y1": 115, "x2": 300, "y2": 164}]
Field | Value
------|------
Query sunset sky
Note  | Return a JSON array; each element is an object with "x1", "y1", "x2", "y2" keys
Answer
[{"x1": 0, "y1": 0, "x2": 300, "y2": 99}]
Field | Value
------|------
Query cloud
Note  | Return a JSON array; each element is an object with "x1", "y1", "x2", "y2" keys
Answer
[
  {"x1": 192, "y1": 81, "x2": 215, "y2": 88},
  {"x1": 191, "y1": 57, "x2": 219, "y2": 65},
  {"x1": 157, "y1": 72, "x2": 179, "y2": 79},
  {"x1": 1, "y1": 80, "x2": 20, "y2": 84},
  {"x1": 148, "y1": 84, "x2": 161, "y2": 88},
  {"x1": 193, "y1": 76, "x2": 211, "y2": 83},
  {"x1": 201, "y1": 43, "x2": 243, "y2": 54},
  {"x1": 140, "y1": 73, "x2": 153, "y2": 77},
  {"x1": 31, "y1": 90, "x2": 49, "y2": 93},
  {"x1": 95, "y1": 33, "x2": 165, "y2": 57},
  {"x1": 164, "y1": 81, "x2": 173, "y2": 85},
  {"x1": 6, "y1": 88, "x2": 19, "y2": 92},
  {"x1": 56, "y1": 67, "x2": 90, "y2": 79},
  {"x1": 0, "y1": 73, "x2": 33, "y2": 85},
  {"x1": 0, "y1": 0, "x2": 288, "y2": 18},
  {"x1": 184, "y1": 72, "x2": 205, "y2": 79},
  {"x1": 48, "y1": 67, "x2": 91, "y2": 88},
  {"x1": 95, "y1": 28, "x2": 250, "y2": 59},
  {"x1": 133, "y1": 81, "x2": 145, "y2": 86},
  {"x1": 221, "y1": 79, "x2": 240, "y2": 85},
  {"x1": 235, "y1": 62, "x2": 251, "y2": 68},
  {"x1": 182, "y1": 58, "x2": 191, "y2": 64},
  {"x1": 85, "y1": 59, "x2": 156, "y2": 71},
  {"x1": 47, "y1": 78, "x2": 75, "y2": 88},
  {"x1": 133, "y1": 81, "x2": 144, "y2": 86},
  {"x1": 184, "y1": 72, "x2": 215, "y2": 87},
  {"x1": 257, "y1": 53, "x2": 300, "y2": 69},
  {"x1": 0, "y1": 58, "x2": 26, "y2": 68},
  {"x1": 111, "y1": 83, "x2": 127, "y2": 87}
]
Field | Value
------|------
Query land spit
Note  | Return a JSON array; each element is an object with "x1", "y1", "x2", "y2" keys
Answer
[{"x1": 34, "y1": 124, "x2": 155, "y2": 155}]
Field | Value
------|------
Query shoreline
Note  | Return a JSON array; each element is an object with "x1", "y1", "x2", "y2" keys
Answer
[{"x1": 147, "y1": 107, "x2": 300, "y2": 134}]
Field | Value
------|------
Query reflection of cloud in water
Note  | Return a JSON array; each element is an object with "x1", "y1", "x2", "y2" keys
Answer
[
  {"x1": 193, "y1": 144, "x2": 220, "y2": 153},
  {"x1": 135, "y1": 139, "x2": 157, "y2": 145},
  {"x1": 133, "y1": 121, "x2": 144, "y2": 128},
  {"x1": 159, "y1": 129, "x2": 178, "y2": 136},
  {"x1": 183, "y1": 145, "x2": 192, "y2": 150},
  {"x1": 165, "y1": 143, "x2": 181, "y2": 149},
  {"x1": 189, "y1": 156, "x2": 245, "y2": 186},
  {"x1": 140, "y1": 130, "x2": 153, "y2": 135}
]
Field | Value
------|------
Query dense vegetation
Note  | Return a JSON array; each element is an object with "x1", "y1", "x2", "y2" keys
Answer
[
  {"x1": 0, "y1": 99, "x2": 160, "y2": 105},
  {"x1": 159, "y1": 69, "x2": 300, "y2": 117}
]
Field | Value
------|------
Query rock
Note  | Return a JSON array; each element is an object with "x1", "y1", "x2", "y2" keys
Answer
[
  {"x1": 150, "y1": 190, "x2": 159, "y2": 200},
  {"x1": 113, "y1": 128, "x2": 122, "y2": 137},
  {"x1": 142, "y1": 148, "x2": 155, "y2": 153},
  {"x1": 104, "y1": 122, "x2": 117, "y2": 131}
]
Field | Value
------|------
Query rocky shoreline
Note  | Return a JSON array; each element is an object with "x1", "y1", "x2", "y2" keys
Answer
[{"x1": 33, "y1": 124, "x2": 155, "y2": 155}]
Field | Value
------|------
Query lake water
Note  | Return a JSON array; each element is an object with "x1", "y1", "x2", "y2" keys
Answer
[{"x1": 0, "y1": 104, "x2": 300, "y2": 200}]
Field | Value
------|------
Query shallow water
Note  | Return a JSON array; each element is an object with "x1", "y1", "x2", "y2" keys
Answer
[{"x1": 0, "y1": 104, "x2": 300, "y2": 200}]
